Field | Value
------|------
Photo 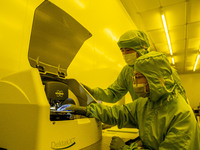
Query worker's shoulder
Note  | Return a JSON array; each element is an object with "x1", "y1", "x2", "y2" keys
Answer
[
  {"x1": 135, "y1": 97, "x2": 148, "y2": 107},
  {"x1": 168, "y1": 94, "x2": 193, "y2": 116},
  {"x1": 175, "y1": 94, "x2": 191, "y2": 110},
  {"x1": 121, "y1": 65, "x2": 134, "y2": 73}
]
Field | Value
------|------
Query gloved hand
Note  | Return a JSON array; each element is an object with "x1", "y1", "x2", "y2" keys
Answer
[
  {"x1": 58, "y1": 104, "x2": 87, "y2": 116},
  {"x1": 57, "y1": 104, "x2": 72, "y2": 111},
  {"x1": 110, "y1": 136, "x2": 126, "y2": 150}
]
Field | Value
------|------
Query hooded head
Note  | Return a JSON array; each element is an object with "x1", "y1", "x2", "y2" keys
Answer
[
  {"x1": 134, "y1": 51, "x2": 176, "y2": 102},
  {"x1": 117, "y1": 30, "x2": 150, "y2": 56}
]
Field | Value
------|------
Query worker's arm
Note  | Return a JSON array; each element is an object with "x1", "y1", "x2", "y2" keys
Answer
[
  {"x1": 86, "y1": 102, "x2": 138, "y2": 129},
  {"x1": 158, "y1": 110, "x2": 199, "y2": 150},
  {"x1": 84, "y1": 66, "x2": 134, "y2": 103}
]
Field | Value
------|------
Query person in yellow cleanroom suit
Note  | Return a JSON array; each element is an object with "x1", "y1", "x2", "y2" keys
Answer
[
  {"x1": 83, "y1": 30, "x2": 149, "y2": 103},
  {"x1": 83, "y1": 30, "x2": 188, "y2": 104},
  {"x1": 63, "y1": 52, "x2": 200, "y2": 150}
]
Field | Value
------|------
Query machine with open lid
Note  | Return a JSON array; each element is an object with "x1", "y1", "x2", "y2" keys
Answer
[
  {"x1": 0, "y1": 1, "x2": 101, "y2": 150},
  {"x1": 28, "y1": 0, "x2": 97, "y2": 121}
]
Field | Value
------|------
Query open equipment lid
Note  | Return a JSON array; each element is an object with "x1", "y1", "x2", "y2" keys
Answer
[{"x1": 28, "y1": 0, "x2": 92, "y2": 77}]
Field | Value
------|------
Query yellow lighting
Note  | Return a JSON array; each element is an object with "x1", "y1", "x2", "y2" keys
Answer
[
  {"x1": 95, "y1": 48, "x2": 115, "y2": 62},
  {"x1": 104, "y1": 28, "x2": 118, "y2": 42},
  {"x1": 161, "y1": 14, "x2": 173, "y2": 56},
  {"x1": 105, "y1": 56, "x2": 115, "y2": 62},
  {"x1": 117, "y1": 64, "x2": 123, "y2": 68},
  {"x1": 193, "y1": 54, "x2": 200, "y2": 71},
  {"x1": 95, "y1": 48, "x2": 104, "y2": 55},
  {"x1": 172, "y1": 57, "x2": 175, "y2": 65},
  {"x1": 74, "y1": 0, "x2": 85, "y2": 8}
]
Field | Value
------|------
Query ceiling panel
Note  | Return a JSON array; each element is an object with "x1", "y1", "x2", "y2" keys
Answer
[
  {"x1": 133, "y1": 0, "x2": 160, "y2": 12},
  {"x1": 120, "y1": 0, "x2": 147, "y2": 29},
  {"x1": 187, "y1": 38, "x2": 200, "y2": 50},
  {"x1": 140, "y1": 9, "x2": 163, "y2": 31},
  {"x1": 185, "y1": 53, "x2": 197, "y2": 67},
  {"x1": 187, "y1": 22, "x2": 200, "y2": 39},
  {"x1": 173, "y1": 53, "x2": 185, "y2": 63},
  {"x1": 120, "y1": 0, "x2": 200, "y2": 74},
  {"x1": 160, "y1": 0, "x2": 186, "y2": 7},
  {"x1": 172, "y1": 40, "x2": 186, "y2": 54},
  {"x1": 188, "y1": 0, "x2": 200, "y2": 23},
  {"x1": 148, "y1": 29, "x2": 167, "y2": 44},
  {"x1": 164, "y1": 2, "x2": 186, "y2": 28},
  {"x1": 169, "y1": 25, "x2": 186, "y2": 41}
]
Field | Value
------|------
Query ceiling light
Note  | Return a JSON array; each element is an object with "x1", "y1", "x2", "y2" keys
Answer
[
  {"x1": 193, "y1": 54, "x2": 200, "y2": 71},
  {"x1": 171, "y1": 57, "x2": 175, "y2": 65},
  {"x1": 161, "y1": 14, "x2": 173, "y2": 56}
]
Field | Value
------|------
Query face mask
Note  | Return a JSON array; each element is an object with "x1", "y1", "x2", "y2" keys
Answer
[
  {"x1": 123, "y1": 53, "x2": 137, "y2": 65},
  {"x1": 133, "y1": 83, "x2": 149, "y2": 98}
]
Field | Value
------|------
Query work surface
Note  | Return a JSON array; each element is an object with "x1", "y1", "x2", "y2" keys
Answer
[{"x1": 81, "y1": 126, "x2": 139, "y2": 150}]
